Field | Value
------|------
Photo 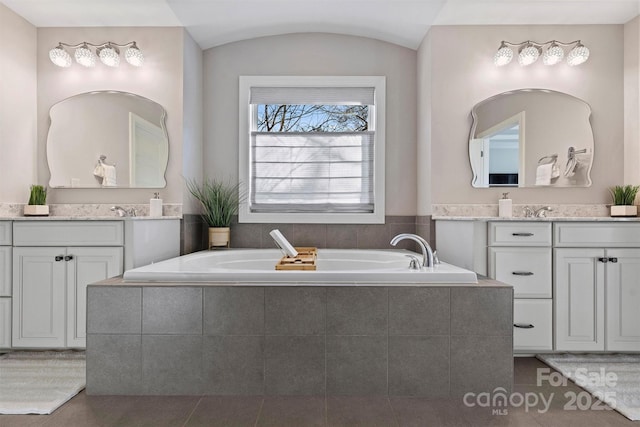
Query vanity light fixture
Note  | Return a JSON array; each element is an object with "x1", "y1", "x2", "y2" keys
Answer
[
  {"x1": 49, "y1": 41, "x2": 144, "y2": 68},
  {"x1": 494, "y1": 40, "x2": 589, "y2": 67}
]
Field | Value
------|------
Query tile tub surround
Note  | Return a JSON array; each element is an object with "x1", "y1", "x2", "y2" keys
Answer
[{"x1": 86, "y1": 279, "x2": 513, "y2": 397}]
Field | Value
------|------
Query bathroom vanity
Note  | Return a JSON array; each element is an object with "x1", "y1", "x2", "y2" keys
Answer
[
  {"x1": 436, "y1": 216, "x2": 640, "y2": 353},
  {"x1": 0, "y1": 217, "x2": 180, "y2": 350}
]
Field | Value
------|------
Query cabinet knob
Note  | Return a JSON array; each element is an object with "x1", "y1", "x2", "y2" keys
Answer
[
  {"x1": 64, "y1": 255, "x2": 74, "y2": 261},
  {"x1": 512, "y1": 271, "x2": 534, "y2": 276},
  {"x1": 609, "y1": 257, "x2": 618, "y2": 263},
  {"x1": 598, "y1": 257, "x2": 608, "y2": 263},
  {"x1": 512, "y1": 232, "x2": 534, "y2": 237},
  {"x1": 514, "y1": 323, "x2": 535, "y2": 329},
  {"x1": 55, "y1": 255, "x2": 64, "y2": 262}
]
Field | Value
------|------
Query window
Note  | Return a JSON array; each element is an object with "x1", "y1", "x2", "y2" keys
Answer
[{"x1": 239, "y1": 76, "x2": 385, "y2": 224}]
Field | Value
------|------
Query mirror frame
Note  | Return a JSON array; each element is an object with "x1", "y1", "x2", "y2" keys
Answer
[
  {"x1": 469, "y1": 88, "x2": 594, "y2": 188},
  {"x1": 47, "y1": 90, "x2": 169, "y2": 189}
]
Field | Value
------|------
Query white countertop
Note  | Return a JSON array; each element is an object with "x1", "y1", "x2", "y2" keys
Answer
[
  {"x1": 432, "y1": 216, "x2": 640, "y2": 222},
  {"x1": 0, "y1": 216, "x2": 181, "y2": 221}
]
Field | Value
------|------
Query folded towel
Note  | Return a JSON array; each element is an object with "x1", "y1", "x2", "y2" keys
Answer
[
  {"x1": 551, "y1": 161, "x2": 560, "y2": 179},
  {"x1": 535, "y1": 163, "x2": 553, "y2": 186},
  {"x1": 101, "y1": 164, "x2": 117, "y2": 187}
]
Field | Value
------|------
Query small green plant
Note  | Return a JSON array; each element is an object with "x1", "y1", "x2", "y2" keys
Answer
[
  {"x1": 28, "y1": 185, "x2": 47, "y2": 205},
  {"x1": 610, "y1": 185, "x2": 640, "y2": 206},
  {"x1": 186, "y1": 178, "x2": 245, "y2": 228}
]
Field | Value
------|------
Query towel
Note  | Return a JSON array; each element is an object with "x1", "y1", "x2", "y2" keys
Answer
[
  {"x1": 535, "y1": 163, "x2": 553, "y2": 186},
  {"x1": 93, "y1": 163, "x2": 117, "y2": 187}
]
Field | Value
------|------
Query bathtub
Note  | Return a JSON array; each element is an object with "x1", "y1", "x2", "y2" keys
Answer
[{"x1": 122, "y1": 248, "x2": 478, "y2": 284}]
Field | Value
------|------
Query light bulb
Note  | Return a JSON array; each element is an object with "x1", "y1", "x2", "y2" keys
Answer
[
  {"x1": 567, "y1": 43, "x2": 589, "y2": 66},
  {"x1": 125, "y1": 43, "x2": 144, "y2": 67},
  {"x1": 518, "y1": 44, "x2": 540, "y2": 66},
  {"x1": 99, "y1": 44, "x2": 120, "y2": 67},
  {"x1": 49, "y1": 44, "x2": 72, "y2": 67},
  {"x1": 494, "y1": 43, "x2": 514, "y2": 66},
  {"x1": 74, "y1": 43, "x2": 97, "y2": 67},
  {"x1": 543, "y1": 43, "x2": 564, "y2": 66}
]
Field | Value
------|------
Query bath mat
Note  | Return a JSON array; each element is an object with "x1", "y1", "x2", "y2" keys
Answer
[
  {"x1": 537, "y1": 353, "x2": 640, "y2": 421},
  {"x1": 0, "y1": 351, "x2": 86, "y2": 415}
]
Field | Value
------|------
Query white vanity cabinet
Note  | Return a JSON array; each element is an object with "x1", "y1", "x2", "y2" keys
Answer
[
  {"x1": 12, "y1": 221, "x2": 124, "y2": 348},
  {"x1": 488, "y1": 222, "x2": 553, "y2": 352},
  {"x1": 554, "y1": 223, "x2": 640, "y2": 352},
  {"x1": 0, "y1": 221, "x2": 12, "y2": 349}
]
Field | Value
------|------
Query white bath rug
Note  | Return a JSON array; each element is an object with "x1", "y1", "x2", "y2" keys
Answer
[
  {"x1": 537, "y1": 353, "x2": 640, "y2": 421},
  {"x1": 0, "y1": 351, "x2": 86, "y2": 415}
]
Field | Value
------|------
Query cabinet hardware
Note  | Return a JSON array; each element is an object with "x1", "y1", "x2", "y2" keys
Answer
[
  {"x1": 514, "y1": 323, "x2": 535, "y2": 329},
  {"x1": 512, "y1": 271, "x2": 534, "y2": 276},
  {"x1": 64, "y1": 255, "x2": 74, "y2": 261},
  {"x1": 609, "y1": 257, "x2": 618, "y2": 263},
  {"x1": 598, "y1": 257, "x2": 608, "y2": 263},
  {"x1": 512, "y1": 232, "x2": 534, "y2": 236},
  {"x1": 55, "y1": 255, "x2": 64, "y2": 262}
]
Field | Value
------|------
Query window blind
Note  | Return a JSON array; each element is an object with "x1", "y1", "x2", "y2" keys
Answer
[
  {"x1": 250, "y1": 131, "x2": 374, "y2": 213},
  {"x1": 250, "y1": 87, "x2": 375, "y2": 106}
]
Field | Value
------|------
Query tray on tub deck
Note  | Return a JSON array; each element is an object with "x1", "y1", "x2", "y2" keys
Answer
[{"x1": 275, "y1": 247, "x2": 317, "y2": 270}]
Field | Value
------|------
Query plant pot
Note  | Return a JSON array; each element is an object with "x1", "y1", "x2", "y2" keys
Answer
[
  {"x1": 610, "y1": 205, "x2": 637, "y2": 217},
  {"x1": 23, "y1": 205, "x2": 49, "y2": 216},
  {"x1": 209, "y1": 227, "x2": 230, "y2": 248}
]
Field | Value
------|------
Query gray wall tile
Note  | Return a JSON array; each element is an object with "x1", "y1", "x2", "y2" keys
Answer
[
  {"x1": 327, "y1": 287, "x2": 387, "y2": 335},
  {"x1": 142, "y1": 287, "x2": 203, "y2": 335},
  {"x1": 389, "y1": 288, "x2": 450, "y2": 335},
  {"x1": 326, "y1": 225, "x2": 357, "y2": 248},
  {"x1": 356, "y1": 224, "x2": 390, "y2": 249},
  {"x1": 258, "y1": 397, "x2": 325, "y2": 427},
  {"x1": 265, "y1": 336, "x2": 325, "y2": 395},
  {"x1": 450, "y1": 335, "x2": 513, "y2": 396},
  {"x1": 451, "y1": 288, "x2": 513, "y2": 336},
  {"x1": 87, "y1": 287, "x2": 141, "y2": 334},
  {"x1": 204, "y1": 287, "x2": 264, "y2": 335},
  {"x1": 231, "y1": 223, "x2": 262, "y2": 248},
  {"x1": 86, "y1": 334, "x2": 142, "y2": 395},
  {"x1": 142, "y1": 335, "x2": 203, "y2": 395},
  {"x1": 388, "y1": 336, "x2": 450, "y2": 397},
  {"x1": 293, "y1": 224, "x2": 327, "y2": 248},
  {"x1": 202, "y1": 336, "x2": 264, "y2": 395},
  {"x1": 326, "y1": 336, "x2": 387, "y2": 396},
  {"x1": 265, "y1": 287, "x2": 325, "y2": 335}
]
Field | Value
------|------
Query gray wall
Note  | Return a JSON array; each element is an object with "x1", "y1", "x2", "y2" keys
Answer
[
  {"x1": 419, "y1": 25, "x2": 624, "y2": 211},
  {"x1": 203, "y1": 33, "x2": 418, "y2": 216}
]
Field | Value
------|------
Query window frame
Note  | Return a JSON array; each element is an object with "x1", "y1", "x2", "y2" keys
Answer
[{"x1": 238, "y1": 76, "x2": 386, "y2": 224}]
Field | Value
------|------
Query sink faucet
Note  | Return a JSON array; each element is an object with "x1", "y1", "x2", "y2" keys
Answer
[
  {"x1": 111, "y1": 206, "x2": 137, "y2": 217},
  {"x1": 390, "y1": 233, "x2": 435, "y2": 268},
  {"x1": 523, "y1": 206, "x2": 553, "y2": 218}
]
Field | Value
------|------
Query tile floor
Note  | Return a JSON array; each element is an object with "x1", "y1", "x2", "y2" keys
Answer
[{"x1": 0, "y1": 357, "x2": 636, "y2": 426}]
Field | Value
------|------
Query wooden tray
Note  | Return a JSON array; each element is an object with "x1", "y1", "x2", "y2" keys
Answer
[{"x1": 275, "y1": 247, "x2": 317, "y2": 270}]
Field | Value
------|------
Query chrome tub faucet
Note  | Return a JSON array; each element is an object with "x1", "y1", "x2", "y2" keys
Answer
[{"x1": 390, "y1": 233, "x2": 435, "y2": 268}]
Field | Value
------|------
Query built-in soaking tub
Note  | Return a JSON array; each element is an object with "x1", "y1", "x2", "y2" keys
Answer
[{"x1": 122, "y1": 248, "x2": 478, "y2": 284}]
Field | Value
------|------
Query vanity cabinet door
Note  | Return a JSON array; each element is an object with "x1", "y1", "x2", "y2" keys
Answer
[
  {"x1": 0, "y1": 247, "x2": 11, "y2": 296},
  {"x1": 606, "y1": 249, "x2": 640, "y2": 351},
  {"x1": 66, "y1": 247, "x2": 123, "y2": 348},
  {"x1": 12, "y1": 247, "x2": 66, "y2": 348},
  {"x1": 0, "y1": 298, "x2": 10, "y2": 348},
  {"x1": 554, "y1": 248, "x2": 605, "y2": 351}
]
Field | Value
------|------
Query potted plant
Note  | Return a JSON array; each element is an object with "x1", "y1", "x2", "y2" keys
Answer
[
  {"x1": 24, "y1": 185, "x2": 49, "y2": 216},
  {"x1": 610, "y1": 185, "x2": 640, "y2": 217},
  {"x1": 186, "y1": 178, "x2": 244, "y2": 248}
]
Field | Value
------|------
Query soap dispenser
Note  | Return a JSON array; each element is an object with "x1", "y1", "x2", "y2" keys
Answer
[
  {"x1": 150, "y1": 192, "x2": 163, "y2": 217},
  {"x1": 499, "y1": 192, "x2": 512, "y2": 218}
]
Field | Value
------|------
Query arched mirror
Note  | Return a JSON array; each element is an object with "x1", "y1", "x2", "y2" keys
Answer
[
  {"x1": 469, "y1": 89, "x2": 593, "y2": 188},
  {"x1": 47, "y1": 91, "x2": 169, "y2": 188}
]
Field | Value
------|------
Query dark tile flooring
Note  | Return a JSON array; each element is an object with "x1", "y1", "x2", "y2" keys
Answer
[{"x1": 0, "y1": 357, "x2": 636, "y2": 426}]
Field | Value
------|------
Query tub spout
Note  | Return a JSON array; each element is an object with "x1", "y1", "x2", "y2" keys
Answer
[{"x1": 390, "y1": 233, "x2": 435, "y2": 268}]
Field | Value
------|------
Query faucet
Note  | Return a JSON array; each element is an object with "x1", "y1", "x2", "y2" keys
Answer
[
  {"x1": 390, "y1": 233, "x2": 435, "y2": 268},
  {"x1": 522, "y1": 206, "x2": 553, "y2": 218},
  {"x1": 111, "y1": 206, "x2": 137, "y2": 217}
]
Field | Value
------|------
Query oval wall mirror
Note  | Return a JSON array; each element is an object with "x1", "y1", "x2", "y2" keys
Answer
[
  {"x1": 469, "y1": 89, "x2": 593, "y2": 188},
  {"x1": 47, "y1": 91, "x2": 169, "y2": 188}
]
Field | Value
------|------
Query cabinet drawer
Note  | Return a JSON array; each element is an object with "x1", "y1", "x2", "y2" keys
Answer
[
  {"x1": 554, "y1": 222, "x2": 640, "y2": 247},
  {"x1": 514, "y1": 299, "x2": 552, "y2": 351},
  {"x1": 13, "y1": 221, "x2": 123, "y2": 246},
  {"x1": 489, "y1": 247, "x2": 552, "y2": 298},
  {"x1": 0, "y1": 222, "x2": 11, "y2": 245},
  {"x1": 489, "y1": 222, "x2": 552, "y2": 246}
]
